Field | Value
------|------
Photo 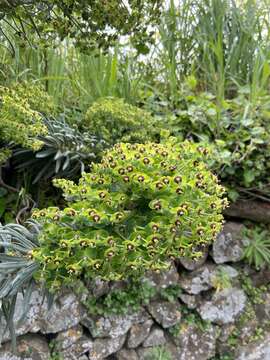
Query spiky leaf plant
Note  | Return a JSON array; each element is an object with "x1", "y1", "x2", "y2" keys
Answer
[
  {"x1": 14, "y1": 117, "x2": 106, "y2": 183},
  {"x1": 0, "y1": 220, "x2": 49, "y2": 349},
  {"x1": 0, "y1": 221, "x2": 40, "y2": 299},
  {"x1": 243, "y1": 226, "x2": 270, "y2": 270},
  {"x1": 31, "y1": 139, "x2": 227, "y2": 290}
]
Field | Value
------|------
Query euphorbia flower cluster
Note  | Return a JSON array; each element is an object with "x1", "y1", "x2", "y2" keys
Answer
[{"x1": 31, "y1": 138, "x2": 227, "y2": 290}]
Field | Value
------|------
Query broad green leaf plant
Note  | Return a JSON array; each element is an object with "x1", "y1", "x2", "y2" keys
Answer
[{"x1": 161, "y1": 81, "x2": 270, "y2": 200}]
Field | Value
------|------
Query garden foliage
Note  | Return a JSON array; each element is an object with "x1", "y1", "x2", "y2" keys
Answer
[
  {"x1": 0, "y1": 0, "x2": 162, "y2": 54},
  {"x1": 0, "y1": 0, "x2": 270, "y2": 346},
  {"x1": 31, "y1": 140, "x2": 226, "y2": 289},
  {"x1": 15, "y1": 117, "x2": 105, "y2": 183},
  {"x1": 0, "y1": 221, "x2": 40, "y2": 299},
  {"x1": 158, "y1": 81, "x2": 270, "y2": 200},
  {"x1": 0, "y1": 82, "x2": 53, "y2": 164},
  {"x1": 0, "y1": 0, "x2": 269, "y2": 353},
  {"x1": 85, "y1": 97, "x2": 158, "y2": 145}
]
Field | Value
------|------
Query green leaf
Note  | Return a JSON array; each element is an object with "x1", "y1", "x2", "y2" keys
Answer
[
  {"x1": 241, "y1": 118, "x2": 254, "y2": 126},
  {"x1": 0, "y1": 197, "x2": 6, "y2": 217},
  {"x1": 227, "y1": 189, "x2": 239, "y2": 202},
  {"x1": 243, "y1": 170, "x2": 256, "y2": 186}
]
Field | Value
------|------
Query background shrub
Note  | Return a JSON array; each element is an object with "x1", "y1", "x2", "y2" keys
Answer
[
  {"x1": 85, "y1": 97, "x2": 159, "y2": 145},
  {"x1": 161, "y1": 81, "x2": 270, "y2": 200},
  {"x1": 0, "y1": 82, "x2": 54, "y2": 163}
]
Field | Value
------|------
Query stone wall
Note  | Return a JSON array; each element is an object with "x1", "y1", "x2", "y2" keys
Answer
[{"x1": 1, "y1": 221, "x2": 270, "y2": 360}]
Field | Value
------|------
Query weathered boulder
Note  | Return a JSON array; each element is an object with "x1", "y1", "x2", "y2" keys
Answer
[
  {"x1": 88, "y1": 335, "x2": 126, "y2": 360},
  {"x1": 179, "y1": 247, "x2": 208, "y2": 271},
  {"x1": 55, "y1": 325, "x2": 93, "y2": 360},
  {"x1": 144, "y1": 264, "x2": 179, "y2": 289},
  {"x1": 235, "y1": 334, "x2": 270, "y2": 360},
  {"x1": 127, "y1": 319, "x2": 154, "y2": 348},
  {"x1": 212, "y1": 222, "x2": 245, "y2": 264},
  {"x1": 116, "y1": 348, "x2": 139, "y2": 360},
  {"x1": 87, "y1": 278, "x2": 110, "y2": 298},
  {"x1": 147, "y1": 300, "x2": 181, "y2": 328},
  {"x1": 179, "y1": 293, "x2": 198, "y2": 309},
  {"x1": 172, "y1": 323, "x2": 218, "y2": 360},
  {"x1": 0, "y1": 290, "x2": 42, "y2": 343},
  {"x1": 179, "y1": 264, "x2": 238, "y2": 295},
  {"x1": 39, "y1": 291, "x2": 85, "y2": 334},
  {"x1": 0, "y1": 334, "x2": 50, "y2": 360},
  {"x1": 137, "y1": 342, "x2": 180, "y2": 360},
  {"x1": 55, "y1": 325, "x2": 84, "y2": 350},
  {"x1": 56, "y1": 325, "x2": 128, "y2": 360},
  {"x1": 0, "y1": 290, "x2": 85, "y2": 343},
  {"x1": 198, "y1": 287, "x2": 247, "y2": 325},
  {"x1": 59, "y1": 336, "x2": 93, "y2": 360},
  {"x1": 82, "y1": 309, "x2": 149, "y2": 338},
  {"x1": 142, "y1": 326, "x2": 166, "y2": 347}
]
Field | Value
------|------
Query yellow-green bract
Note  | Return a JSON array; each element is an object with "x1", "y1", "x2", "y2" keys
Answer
[
  {"x1": 84, "y1": 97, "x2": 158, "y2": 144},
  {"x1": 31, "y1": 139, "x2": 227, "y2": 290},
  {"x1": 0, "y1": 82, "x2": 55, "y2": 163}
]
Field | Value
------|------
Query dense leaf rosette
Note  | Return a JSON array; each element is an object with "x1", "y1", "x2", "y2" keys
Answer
[{"x1": 32, "y1": 140, "x2": 227, "y2": 289}]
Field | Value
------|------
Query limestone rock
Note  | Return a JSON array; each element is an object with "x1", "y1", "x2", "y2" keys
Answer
[
  {"x1": 59, "y1": 336, "x2": 93, "y2": 360},
  {"x1": 55, "y1": 325, "x2": 84, "y2": 350},
  {"x1": 144, "y1": 264, "x2": 179, "y2": 289},
  {"x1": 179, "y1": 264, "x2": 238, "y2": 295},
  {"x1": 0, "y1": 290, "x2": 85, "y2": 343},
  {"x1": 179, "y1": 247, "x2": 208, "y2": 271},
  {"x1": 82, "y1": 309, "x2": 148, "y2": 338},
  {"x1": 116, "y1": 348, "x2": 139, "y2": 360},
  {"x1": 87, "y1": 278, "x2": 110, "y2": 298},
  {"x1": 137, "y1": 342, "x2": 180, "y2": 360},
  {"x1": 147, "y1": 300, "x2": 181, "y2": 328},
  {"x1": 0, "y1": 290, "x2": 42, "y2": 343},
  {"x1": 39, "y1": 291, "x2": 85, "y2": 334},
  {"x1": 198, "y1": 287, "x2": 247, "y2": 325},
  {"x1": 213, "y1": 222, "x2": 245, "y2": 264},
  {"x1": 143, "y1": 326, "x2": 166, "y2": 347},
  {"x1": 0, "y1": 334, "x2": 50, "y2": 360},
  {"x1": 173, "y1": 323, "x2": 218, "y2": 360},
  {"x1": 235, "y1": 334, "x2": 270, "y2": 360},
  {"x1": 179, "y1": 293, "x2": 198, "y2": 309},
  {"x1": 127, "y1": 319, "x2": 153, "y2": 348},
  {"x1": 55, "y1": 325, "x2": 93, "y2": 360},
  {"x1": 88, "y1": 335, "x2": 126, "y2": 360}
]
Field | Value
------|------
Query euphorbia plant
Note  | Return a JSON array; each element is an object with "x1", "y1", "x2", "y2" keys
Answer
[
  {"x1": 0, "y1": 82, "x2": 54, "y2": 164},
  {"x1": 30, "y1": 138, "x2": 227, "y2": 290}
]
